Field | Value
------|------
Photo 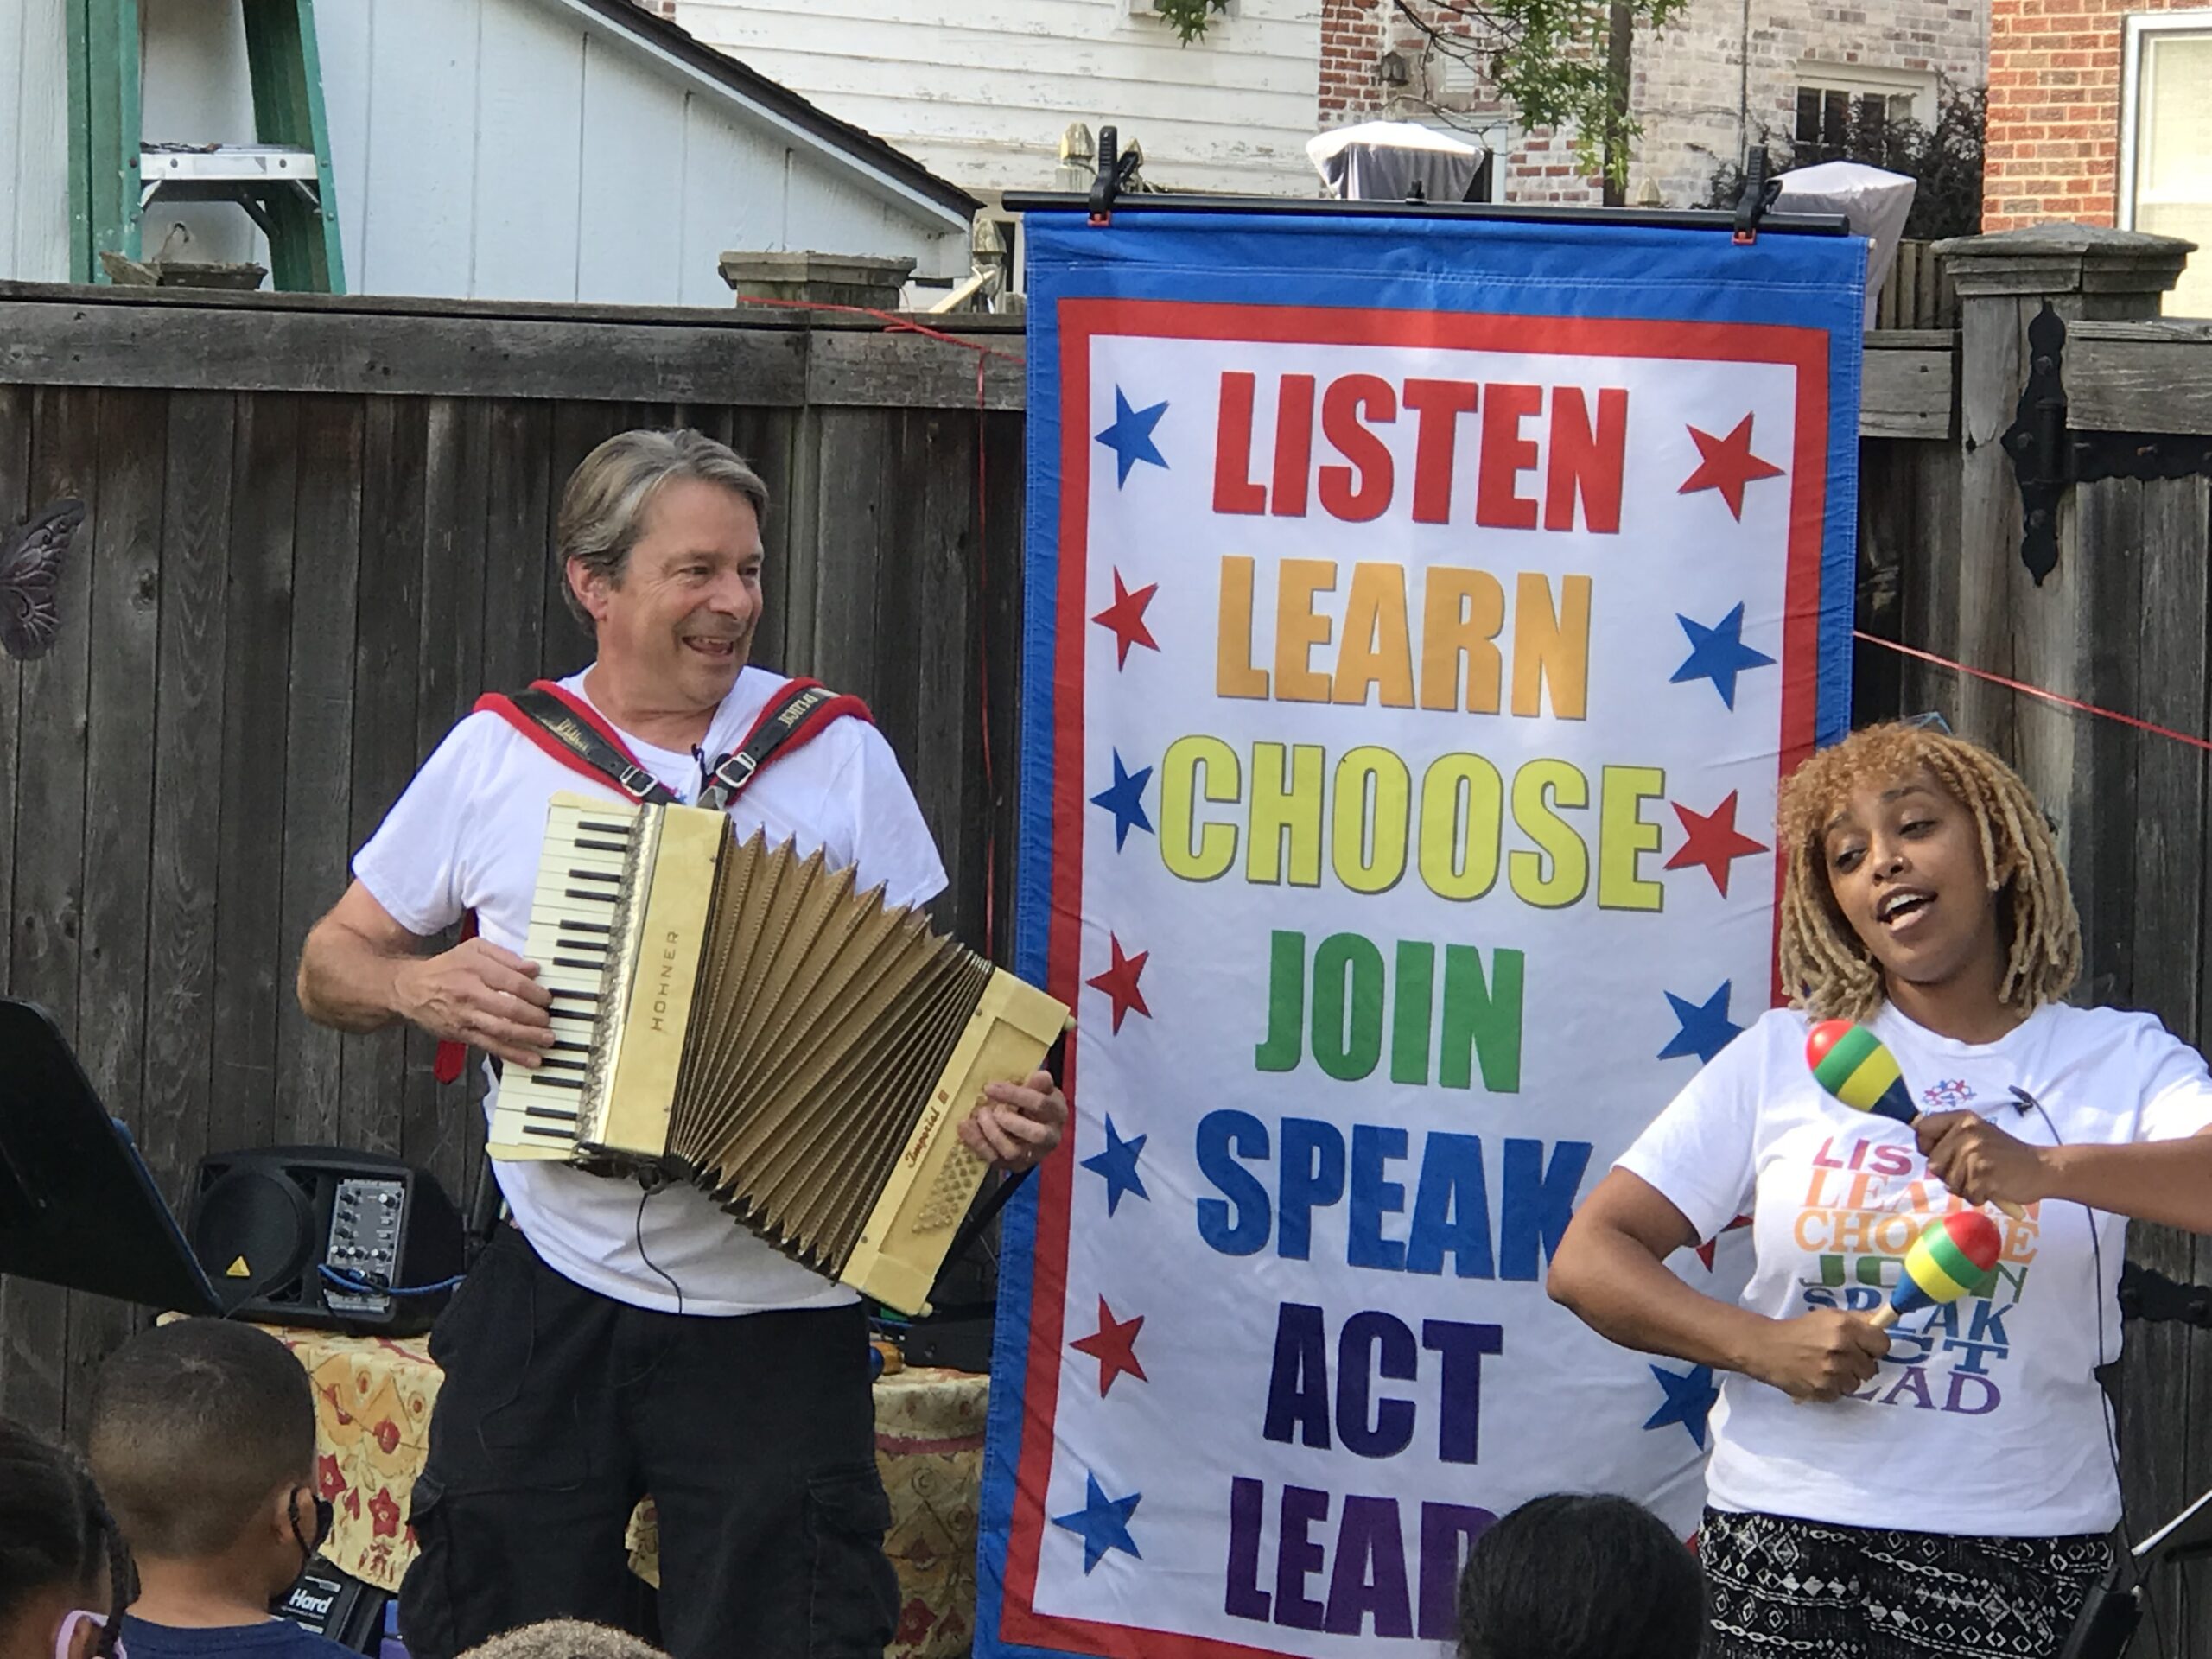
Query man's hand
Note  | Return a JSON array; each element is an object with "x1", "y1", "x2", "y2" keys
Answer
[
  {"x1": 958, "y1": 1069, "x2": 1068, "y2": 1173},
  {"x1": 391, "y1": 938, "x2": 555, "y2": 1070},
  {"x1": 1916, "y1": 1109, "x2": 2053, "y2": 1207},
  {"x1": 1744, "y1": 1309, "x2": 1891, "y2": 1403}
]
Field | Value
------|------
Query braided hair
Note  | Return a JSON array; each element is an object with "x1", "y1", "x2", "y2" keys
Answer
[
  {"x1": 1777, "y1": 721, "x2": 2082, "y2": 1023},
  {"x1": 0, "y1": 1415, "x2": 136, "y2": 1658}
]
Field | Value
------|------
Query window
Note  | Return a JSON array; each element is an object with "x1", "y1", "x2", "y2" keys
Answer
[
  {"x1": 2121, "y1": 12, "x2": 2212, "y2": 318},
  {"x1": 1791, "y1": 64, "x2": 1936, "y2": 162}
]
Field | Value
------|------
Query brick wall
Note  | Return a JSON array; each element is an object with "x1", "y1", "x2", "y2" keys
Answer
[
  {"x1": 1984, "y1": 0, "x2": 2196, "y2": 230},
  {"x1": 1319, "y1": 0, "x2": 1985, "y2": 209}
]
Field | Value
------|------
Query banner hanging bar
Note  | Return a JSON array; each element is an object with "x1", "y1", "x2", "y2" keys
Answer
[{"x1": 998, "y1": 189, "x2": 1852, "y2": 238}]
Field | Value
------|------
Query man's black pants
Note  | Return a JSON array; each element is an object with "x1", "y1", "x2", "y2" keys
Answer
[{"x1": 397, "y1": 1226, "x2": 899, "y2": 1659}]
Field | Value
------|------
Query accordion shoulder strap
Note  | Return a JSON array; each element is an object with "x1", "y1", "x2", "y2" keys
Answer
[
  {"x1": 701, "y1": 677, "x2": 874, "y2": 810},
  {"x1": 473, "y1": 680, "x2": 680, "y2": 805},
  {"x1": 432, "y1": 674, "x2": 870, "y2": 1084}
]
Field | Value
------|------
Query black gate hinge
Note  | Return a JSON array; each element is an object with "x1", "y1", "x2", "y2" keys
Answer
[{"x1": 2002, "y1": 302, "x2": 2212, "y2": 584}]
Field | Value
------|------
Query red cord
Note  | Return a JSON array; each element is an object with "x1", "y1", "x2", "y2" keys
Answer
[{"x1": 1854, "y1": 630, "x2": 2212, "y2": 755}]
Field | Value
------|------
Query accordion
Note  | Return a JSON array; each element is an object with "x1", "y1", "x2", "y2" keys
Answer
[{"x1": 486, "y1": 792, "x2": 1070, "y2": 1313}]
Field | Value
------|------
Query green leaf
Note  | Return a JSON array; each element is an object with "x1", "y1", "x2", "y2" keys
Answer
[{"x1": 1151, "y1": 0, "x2": 1232, "y2": 45}]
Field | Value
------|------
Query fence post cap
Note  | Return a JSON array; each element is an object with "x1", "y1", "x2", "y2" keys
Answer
[{"x1": 1933, "y1": 222, "x2": 2196, "y2": 301}]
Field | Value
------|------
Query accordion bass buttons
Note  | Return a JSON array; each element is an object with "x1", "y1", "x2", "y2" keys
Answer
[{"x1": 910, "y1": 1146, "x2": 988, "y2": 1233}]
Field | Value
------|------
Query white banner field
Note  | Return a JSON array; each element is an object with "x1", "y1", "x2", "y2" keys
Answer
[{"x1": 980, "y1": 207, "x2": 1866, "y2": 1659}]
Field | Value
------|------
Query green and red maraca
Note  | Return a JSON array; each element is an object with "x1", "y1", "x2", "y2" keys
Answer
[
  {"x1": 1805, "y1": 1020, "x2": 2027, "y2": 1223},
  {"x1": 1867, "y1": 1211, "x2": 2004, "y2": 1330}
]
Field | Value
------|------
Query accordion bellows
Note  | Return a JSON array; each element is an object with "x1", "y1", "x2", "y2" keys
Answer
[{"x1": 488, "y1": 793, "x2": 1070, "y2": 1313}]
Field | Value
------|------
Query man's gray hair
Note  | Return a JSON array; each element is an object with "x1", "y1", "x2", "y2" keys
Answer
[{"x1": 555, "y1": 428, "x2": 769, "y2": 626}]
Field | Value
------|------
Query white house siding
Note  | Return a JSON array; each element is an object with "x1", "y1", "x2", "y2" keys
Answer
[
  {"x1": 669, "y1": 0, "x2": 1327, "y2": 198},
  {"x1": 1, "y1": 0, "x2": 969, "y2": 294},
  {"x1": 0, "y1": 0, "x2": 73, "y2": 283}
]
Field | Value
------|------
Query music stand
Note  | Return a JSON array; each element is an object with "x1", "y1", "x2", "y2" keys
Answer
[
  {"x1": 0, "y1": 997, "x2": 219, "y2": 1314},
  {"x1": 2060, "y1": 1484, "x2": 2212, "y2": 1659}
]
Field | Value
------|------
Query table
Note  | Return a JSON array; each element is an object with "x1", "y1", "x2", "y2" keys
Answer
[{"x1": 268, "y1": 1325, "x2": 990, "y2": 1659}]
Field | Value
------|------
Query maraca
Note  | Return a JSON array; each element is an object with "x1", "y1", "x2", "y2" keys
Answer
[
  {"x1": 1866, "y1": 1211, "x2": 2003, "y2": 1330},
  {"x1": 1805, "y1": 1020, "x2": 2027, "y2": 1222}
]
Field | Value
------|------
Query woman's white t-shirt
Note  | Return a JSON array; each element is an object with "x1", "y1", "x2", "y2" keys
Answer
[
  {"x1": 1617, "y1": 1000, "x2": 2212, "y2": 1537},
  {"x1": 352, "y1": 665, "x2": 948, "y2": 1316}
]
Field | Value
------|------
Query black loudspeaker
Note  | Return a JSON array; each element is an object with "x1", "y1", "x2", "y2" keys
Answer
[
  {"x1": 188, "y1": 1147, "x2": 464, "y2": 1337},
  {"x1": 274, "y1": 1555, "x2": 388, "y2": 1655}
]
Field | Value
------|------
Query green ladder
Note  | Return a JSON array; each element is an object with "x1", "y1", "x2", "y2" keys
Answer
[{"x1": 67, "y1": 0, "x2": 346, "y2": 293}]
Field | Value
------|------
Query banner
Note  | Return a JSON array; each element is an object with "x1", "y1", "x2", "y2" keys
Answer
[{"x1": 982, "y1": 208, "x2": 1866, "y2": 1659}]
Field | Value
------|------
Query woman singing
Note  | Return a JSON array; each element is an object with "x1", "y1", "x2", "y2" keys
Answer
[{"x1": 1550, "y1": 721, "x2": 2212, "y2": 1659}]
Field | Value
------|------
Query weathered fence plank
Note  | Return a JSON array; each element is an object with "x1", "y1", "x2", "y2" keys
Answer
[
  {"x1": 209, "y1": 394, "x2": 302, "y2": 1164},
  {"x1": 276, "y1": 396, "x2": 365, "y2": 1153},
  {"x1": 140, "y1": 393, "x2": 234, "y2": 1217},
  {"x1": 5, "y1": 385, "x2": 101, "y2": 1436},
  {"x1": 1859, "y1": 332, "x2": 1955, "y2": 441},
  {"x1": 2067, "y1": 321, "x2": 2212, "y2": 435}
]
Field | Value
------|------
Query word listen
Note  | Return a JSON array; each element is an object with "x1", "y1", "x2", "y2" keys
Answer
[{"x1": 1212, "y1": 371, "x2": 1629, "y2": 532}]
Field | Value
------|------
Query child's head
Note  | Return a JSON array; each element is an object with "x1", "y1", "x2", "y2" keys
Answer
[
  {"x1": 86, "y1": 1319, "x2": 324, "y2": 1601},
  {"x1": 457, "y1": 1620, "x2": 667, "y2": 1659},
  {"x1": 1777, "y1": 720, "x2": 2081, "y2": 1022},
  {"x1": 1456, "y1": 1494, "x2": 1705, "y2": 1659},
  {"x1": 0, "y1": 1416, "x2": 132, "y2": 1659}
]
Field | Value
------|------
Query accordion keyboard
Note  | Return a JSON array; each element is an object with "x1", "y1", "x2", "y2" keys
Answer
[{"x1": 483, "y1": 800, "x2": 639, "y2": 1160}]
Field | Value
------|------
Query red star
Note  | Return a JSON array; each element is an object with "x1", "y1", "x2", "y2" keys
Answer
[
  {"x1": 1085, "y1": 935, "x2": 1152, "y2": 1033},
  {"x1": 1071, "y1": 1296, "x2": 1149, "y2": 1396},
  {"x1": 1694, "y1": 1214, "x2": 1756, "y2": 1271},
  {"x1": 1664, "y1": 791, "x2": 1768, "y2": 898},
  {"x1": 1679, "y1": 415, "x2": 1784, "y2": 519},
  {"x1": 1091, "y1": 570, "x2": 1160, "y2": 669}
]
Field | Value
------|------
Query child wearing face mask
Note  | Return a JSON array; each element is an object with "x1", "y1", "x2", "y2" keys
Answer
[
  {"x1": 86, "y1": 1321, "x2": 353, "y2": 1659},
  {"x1": 0, "y1": 1415, "x2": 133, "y2": 1659},
  {"x1": 1551, "y1": 721, "x2": 2212, "y2": 1659}
]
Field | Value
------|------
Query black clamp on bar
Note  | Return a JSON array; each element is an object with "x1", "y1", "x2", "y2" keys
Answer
[
  {"x1": 1732, "y1": 145, "x2": 1781, "y2": 245},
  {"x1": 1089, "y1": 124, "x2": 1142, "y2": 226}
]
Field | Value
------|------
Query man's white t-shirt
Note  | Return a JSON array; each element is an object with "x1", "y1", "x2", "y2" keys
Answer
[
  {"x1": 1617, "y1": 1000, "x2": 2212, "y2": 1538},
  {"x1": 352, "y1": 665, "x2": 948, "y2": 1316}
]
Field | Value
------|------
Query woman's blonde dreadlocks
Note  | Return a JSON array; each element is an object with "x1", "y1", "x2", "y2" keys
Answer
[{"x1": 1776, "y1": 722, "x2": 2082, "y2": 1023}]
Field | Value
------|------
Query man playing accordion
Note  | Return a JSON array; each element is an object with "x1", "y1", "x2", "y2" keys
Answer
[{"x1": 297, "y1": 429, "x2": 1066, "y2": 1659}]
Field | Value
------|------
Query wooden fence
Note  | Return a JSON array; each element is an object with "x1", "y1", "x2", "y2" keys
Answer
[
  {"x1": 0, "y1": 282, "x2": 1024, "y2": 1437},
  {"x1": 10, "y1": 244, "x2": 2212, "y2": 1647}
]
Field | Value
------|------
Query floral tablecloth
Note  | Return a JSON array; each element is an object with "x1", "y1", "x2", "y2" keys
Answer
[{"x1": 267, "y1": 1325, "x2": 988, "y2": 1659}]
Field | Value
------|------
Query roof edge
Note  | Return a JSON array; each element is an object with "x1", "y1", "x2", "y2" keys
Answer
[{"x1": 561, "y1": 0, "x2": 980, "y2": 226}]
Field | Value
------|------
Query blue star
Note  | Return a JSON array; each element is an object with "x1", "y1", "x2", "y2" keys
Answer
[
  {"x1": 1669, "y1": 603, "x2": 1776, "y2": 710},
  {"x1": 1052, "y1": 1471, "x2": 1142, "y2": 1573},
  {"x1": 1089, "y1": 752, "x2": 1154, "y2": 851},
  {"x1": 1658, "y1": 981, "x2": 1744, "y2": 1065},
  {"x1": 1643, "y1": 1363, "x2": 1719, "y2": 1449},
  {"x1": 1080, "y1": 1116, "x2": 1149, "y2": 1217},
  {"x1": 1095, "y1": 389, "x2": 1169, "y2": 486}
]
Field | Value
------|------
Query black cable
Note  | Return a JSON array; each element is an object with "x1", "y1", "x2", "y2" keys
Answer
[
  {"x1": 2011, "y1": 1086, "x2": 2164, "y2": 1657},
  {"x1": 635, "y1": 1185, "x2": 683, "y2": 1315},
  {"x1": 317, "y1": 1264, "x2": 465, "y2": 1298}
]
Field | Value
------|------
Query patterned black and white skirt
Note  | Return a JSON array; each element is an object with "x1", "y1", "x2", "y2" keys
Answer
[{"x1": 1699, "y1": 1509, "x2": 2115, "y2": 1659}]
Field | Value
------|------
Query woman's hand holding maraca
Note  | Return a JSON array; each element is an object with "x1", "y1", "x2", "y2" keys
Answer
[
  {"x1": 1916, "y1": 1110, "x2": 2050, "y2": 1210},
  {"x1": 1742, "y1": 1310, "x2": 1891, "y2": 1403}
]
